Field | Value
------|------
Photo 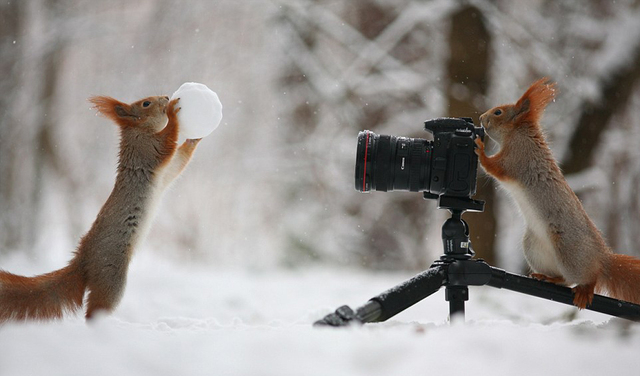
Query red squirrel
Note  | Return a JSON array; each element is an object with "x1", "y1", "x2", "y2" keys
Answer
[
  {"x1": 475, "y1": 78, "x2": 640, "y2": 309},
  {"x1": 0, "y1": 95, "x2": 200, "y2": 322}
]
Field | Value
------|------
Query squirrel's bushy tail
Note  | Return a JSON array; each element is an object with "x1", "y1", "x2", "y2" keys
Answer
[
  {"x1": 0, "y1": 258, "x2": 86, "y2": 322},
  {"x1": 598, "y1": 253, "x2": 640, "y2": 305}
]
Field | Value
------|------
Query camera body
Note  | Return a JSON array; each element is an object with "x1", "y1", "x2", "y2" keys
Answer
[
  {"x1": 423, "y1": 117, "x2": 484, "y2": 198},
  {"x1": 355, "y1": 117, "x2": 484, "y2": 199}
]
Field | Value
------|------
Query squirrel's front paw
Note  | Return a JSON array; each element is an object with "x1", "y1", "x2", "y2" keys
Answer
[
  {"x1": 167, "y1": 98, "x2": 181, "y2": 116},
  {"x1": 183, "y1": 138, "x2": 202, "y2": 148},
  {"x1": 474, "y1": 138, "x2": 485, "y2": 155}
]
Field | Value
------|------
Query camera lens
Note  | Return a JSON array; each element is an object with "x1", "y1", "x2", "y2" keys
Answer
[{"x1": 355, "y1": 130, "x2": 432, "y2": 192}]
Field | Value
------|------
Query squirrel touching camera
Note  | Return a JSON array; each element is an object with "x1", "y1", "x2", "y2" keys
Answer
[
  {"x1": 476, "y1": 78, "x2": 640, "y2": 309},
  {"x1": 0, "y1": 95, "x2": 200, "y2": 322}
]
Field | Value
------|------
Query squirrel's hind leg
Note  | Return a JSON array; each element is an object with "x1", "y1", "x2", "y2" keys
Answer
[
  {"x1": 84, "y1": 270, "x2": 128, "y2": 320},
  {"x1": 85, "y1": 289, "x2": 117, "y2": 320},
  {"x1": 572, "y1": 282, "x2": 596, "y2": 309}
]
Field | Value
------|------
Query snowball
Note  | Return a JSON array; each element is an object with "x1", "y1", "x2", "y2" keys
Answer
[{"x1": 170, "y1": 82, "x2": 223, "y2": 139}]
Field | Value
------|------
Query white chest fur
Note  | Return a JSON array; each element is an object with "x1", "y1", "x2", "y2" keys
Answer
[{"x1": 501, "y1": 181, "x2": 562, "y2": 276}]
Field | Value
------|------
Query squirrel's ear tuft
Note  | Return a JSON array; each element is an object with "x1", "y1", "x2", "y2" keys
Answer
[
  {"x1": 514, "y1": 77, "x2": 557, "y2": 125},
  {"x1": 89, "y1": 96, "x2": 135, "y2": 126}
]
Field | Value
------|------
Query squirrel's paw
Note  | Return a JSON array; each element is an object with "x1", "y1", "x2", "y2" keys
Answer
[
  {"x1": 530, "y1": 273, "x2": 566, "y2": 285},
  {"x1": 182, "y1": 138, "x2": 202, "y2": 148},
  {"x1": 474, "y1": 137, "x2": 485, "y2": 155},
  {"x1": 572, "y1": 283, "x2": 595, "y2": 309},
  {"x1": 167, "y1": 98, "x2": 181, "y2": 116}
]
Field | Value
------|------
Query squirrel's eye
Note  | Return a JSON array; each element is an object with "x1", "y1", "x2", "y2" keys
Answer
[
  {"x1": 142, "y1": 101, "x2": 151, "y2": 108},
  {"x1": 494, "y1": 109, "x2": 502, "y2": 116}
]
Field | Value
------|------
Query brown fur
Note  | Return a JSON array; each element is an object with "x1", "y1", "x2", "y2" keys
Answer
[
  {"x1": 0, "y1": 259, "x2": 84, "y2": 321},
  {"x1": 0, "y1": 95, "x2": 200, "y2": 322},
  {"x1": 598, "y1": 254, "x2": 640, "y2": 305},
  {"x1": 477, "y1": 78, "x2": 640, "y2": 309}
]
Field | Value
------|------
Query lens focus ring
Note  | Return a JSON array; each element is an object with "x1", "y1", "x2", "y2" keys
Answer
[
  {"x1": 409, "y1": 140, "x2": 423, "y2": 192},
  {"x1": 374, "y1": 135, "x2": 391, "y2": 191}
]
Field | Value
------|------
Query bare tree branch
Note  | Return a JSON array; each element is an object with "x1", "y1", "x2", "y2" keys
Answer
[{"x1": 562, "y1": 41, "x2": 640, "y2": 174}]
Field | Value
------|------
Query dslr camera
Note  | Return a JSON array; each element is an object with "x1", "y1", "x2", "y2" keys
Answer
[{"x1": 354, "y1": 117, "x2": 485, "y2": 201}]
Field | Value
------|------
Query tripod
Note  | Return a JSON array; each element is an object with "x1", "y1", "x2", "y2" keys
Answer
[{"x1": 315, "y1": 194, "x2": 640, "y2": 326}]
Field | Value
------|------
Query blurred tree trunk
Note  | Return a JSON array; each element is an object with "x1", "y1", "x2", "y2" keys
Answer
[
  {"x1": 562, "y1": 44, "x2": 640, "y2": 175},
  {"x1": 0, "y1": 1, "x2": 27, "y2": 253},
  {"x1": 561, "y1": 40, "x2": 640, "y2": 250},
  {"x1": 445, "y1": 6, "x2": 496, "y2": 265},
  {"x1": 0, "y1": 1, "x2": 64, "y2": 255},
  {"x1": 33, "y1": 1, "x2": 65, "y2": 226}
]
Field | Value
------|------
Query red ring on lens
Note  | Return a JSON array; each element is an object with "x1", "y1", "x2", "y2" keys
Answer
[{"x1": 363, "y1": 131, "x2": 370, "y2": 191}]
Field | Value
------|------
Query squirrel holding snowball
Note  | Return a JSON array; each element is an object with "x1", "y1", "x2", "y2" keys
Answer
[
  {"x1": 0, "y1": 95, "x2": 201, "y2": 322},
  {"x1": 476, "y1": 77, "x2": 640, "y2": 309}
]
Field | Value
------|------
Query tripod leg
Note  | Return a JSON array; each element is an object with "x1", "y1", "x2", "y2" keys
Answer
[
  {"x1": 314, "y1": 264, "x2": 447, "y2": 326},
  {"x1": 488, "y1": 266, "x2": 640, "y2": 321}
]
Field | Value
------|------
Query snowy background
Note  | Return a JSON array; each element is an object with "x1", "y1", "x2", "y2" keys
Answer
[{"x1": 2, "y1": 1, "x2": 640, "y2": 375}]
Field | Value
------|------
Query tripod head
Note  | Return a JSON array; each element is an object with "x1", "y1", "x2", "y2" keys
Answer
[
  {"x1": 426, "y1": 193, "x2": 485, "y2": 213},
  {"x1": 424, "y1": 194, "x2": 485, "y2": 260}
]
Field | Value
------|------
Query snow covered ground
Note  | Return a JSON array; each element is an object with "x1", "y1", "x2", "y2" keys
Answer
[{"x1": 1, "y1": 252, "x2": 640, "y2": 376}]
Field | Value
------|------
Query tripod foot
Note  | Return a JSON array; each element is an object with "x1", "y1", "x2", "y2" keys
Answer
[{"x1": 314, "y1": 305, "x2": 362, "y2": 327}]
